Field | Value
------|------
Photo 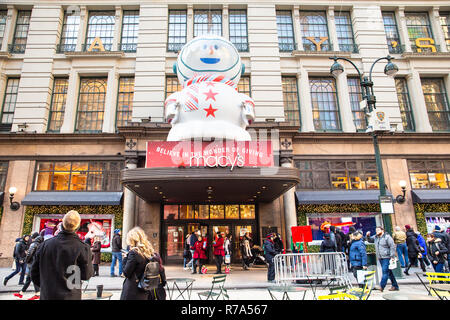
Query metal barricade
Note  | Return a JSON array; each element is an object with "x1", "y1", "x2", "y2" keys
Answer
[{"x1": 274, "y1": 252, "x2": 351, "y2": 287}]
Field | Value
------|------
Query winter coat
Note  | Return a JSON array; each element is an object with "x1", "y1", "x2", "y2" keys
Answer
[
  {"x1": 240, "y1": 237, "x2": 252, "y2": 259},
  {"x1": 224, "y1": 238, "x2": 232, "y2": 255},
  {"x1": 213, "y1": 237, "x2": 225, "y2": 256},
  {"x1": 120, "y1": 249, "x2": 149, "y2": 300},
  {"x1": 31, "y1": 229, "x2": 93, "y2": 300},
  {"x1": 13, "y1": 238, "x2": 28, "y2": 263},
  {"x1": 366, "y1": 232, "x2": 396, "y2": 260},
  {"x1": 405, "y1": 230, "x2": 421, "y2": 258},
  {"x1": 433, "y1": 231, "x2": 450, "y2": 251},
  {"x1": 335, "y1": 232, "x2": 343, "y2": 252},
  {"x1": 349, "y1": 235, "x2": 367, "y2": 268},
  {"x1": 393, "y1": 231, "x2": 407, "y2": 244},
  {"x1": 427, "y1": 238, "x2": 448, "y2": 265},
  {"x1": 320, "y1": 239, "x2": 336, "y2": 252},
  {"x1": 189, "y1": 233, "x2": 198, "y2": 249},
  {"x1": 91, "y1": 241, "x2": 102, "y2": 265},
  {"x1": 193, "y1": 241, "x2": 207, "y2": 260},
  {"x1": 417, "y1": 234, "x2": 427, "y2": 256},
  {"x1": 273, "y1": 235, "x2": 284, "y2": 254},
  {"x1": 111, "y1": 234, "x2": 122, "y2": 252},
  {"x1": 25, "y1": 236, "x2": 44, "y2": 265},
  {"x1": 263, "y1": 239, "x2": 277, "y2": 261}
]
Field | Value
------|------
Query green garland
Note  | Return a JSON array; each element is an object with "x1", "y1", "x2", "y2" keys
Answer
[
  {"x1": 297, "y1": 203, "x2": 380, "y2": 254},
  {"x1": 414, "y1": 203, "x2": 450, "y2": 236}
]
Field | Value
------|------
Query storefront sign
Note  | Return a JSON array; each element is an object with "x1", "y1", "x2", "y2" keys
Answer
[{"x1": 146, "y1": 141, "x2": 274, "y2": 169}]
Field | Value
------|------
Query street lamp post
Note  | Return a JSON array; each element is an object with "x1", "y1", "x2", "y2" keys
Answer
[{"x1": 329, "y1": 55, "x2": 399, "y2": 235}]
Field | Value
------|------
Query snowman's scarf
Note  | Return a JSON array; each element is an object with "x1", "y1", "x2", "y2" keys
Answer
[{"x1": 184, "y1": 74, "x2": 237, "y2": 89}]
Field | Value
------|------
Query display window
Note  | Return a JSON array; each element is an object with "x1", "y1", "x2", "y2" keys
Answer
[{"x1": 425, "y1": 214, "x2": 450, "y2": 234}]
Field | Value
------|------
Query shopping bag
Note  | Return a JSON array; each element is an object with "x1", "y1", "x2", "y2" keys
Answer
[
  {"x1": 388, "y1": 258, "x2": 397, "y2": 270},
  {"x1": 201, "y1": 265, "x2": 208, "y2": 274},
  {"x1": 224, "y1": 254, "x2": 231, "y2": 264},
  {"x1": 224, "y1": 266, "x2": 230, "y2": 274},
  {"x1": 356, "y1": 269, "x2": 372, "y2": 284}
]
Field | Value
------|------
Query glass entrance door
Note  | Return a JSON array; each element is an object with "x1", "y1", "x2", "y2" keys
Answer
[
  {"x1": 166, "y1": 225, "x2": 184, "y2": 264},
  {"x1": 235, "y1": 225, "x2": 254, "y2": 261}
]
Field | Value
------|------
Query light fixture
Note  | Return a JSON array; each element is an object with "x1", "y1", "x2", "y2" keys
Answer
[
  {"x1": 8, "y1": 187, "x2": 20, "y2": 211},
  {"x1": 395, "y1": 180, "x2": 407, "y2": 204},
  {"x1": 384, "y1": 57, "x2": 399, "y2": 77},
  {"x1": 330, "y1": 57, "x2": 344, "y2": 78}
]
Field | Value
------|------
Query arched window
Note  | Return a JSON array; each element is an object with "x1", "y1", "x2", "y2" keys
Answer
[{"x1": 76, "y1": 78, "x2": 107, "y2": 132}]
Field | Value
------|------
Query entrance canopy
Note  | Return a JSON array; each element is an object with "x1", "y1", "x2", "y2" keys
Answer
[{"x1": 121, "y1": 166, "x2": 300, "y2": 203}]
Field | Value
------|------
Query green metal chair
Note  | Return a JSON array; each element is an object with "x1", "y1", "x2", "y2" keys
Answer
[{"x1": 197, "y1": 274, "x2": 229, "y2": 300}]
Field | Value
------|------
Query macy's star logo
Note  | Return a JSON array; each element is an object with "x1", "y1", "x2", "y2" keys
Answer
[{"x1": 204, "y1": 104, "x2": 218, "y2": 118}]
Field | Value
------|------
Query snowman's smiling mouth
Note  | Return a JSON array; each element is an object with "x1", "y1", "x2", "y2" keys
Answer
[{"x1": 200, "y1": 58, "x2": 221, "y2": 64}]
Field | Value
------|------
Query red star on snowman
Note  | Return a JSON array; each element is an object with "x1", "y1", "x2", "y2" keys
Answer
[{"x1": 204, "y1": 104, "x2": 218, "y2": 118}]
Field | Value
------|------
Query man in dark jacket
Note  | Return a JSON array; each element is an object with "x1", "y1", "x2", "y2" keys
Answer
[
  {"x1": 432, "y1": 226, "x2": 450, "y2": 270},
  {"x1": 263, "y1": 234, "x2": 277, "y2": 282},
  {"x1": 110, "y1": 229, "x2": 123, "y2": 277},
  {"x1": 404, "y1": 226, "x2": 425, "y2": 275},
  {"x1": 3, "y1": 235, "x2": 30, "y2": 286},
  {"x1": 31, "y1": 210, "x2": 94, "y2": 300}
]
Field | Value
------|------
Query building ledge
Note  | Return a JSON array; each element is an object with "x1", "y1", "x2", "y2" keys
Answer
[
  {"x1": 0, "y1": 51, "x2": 11, "y2": 59},
  {"x1": 292, "y1": 50, "x2": 352, "y2": 58},
  {"x1": 401, "y1": 51, "x2": 450, "y2": 59},
  {"x1": 64, "y1": 51, "x2": 124, "y2": 59}
]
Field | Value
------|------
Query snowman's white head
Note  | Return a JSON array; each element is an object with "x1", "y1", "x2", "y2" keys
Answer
[{"x1": 174, "y1": 35, "x2": 244, "y2": 86}]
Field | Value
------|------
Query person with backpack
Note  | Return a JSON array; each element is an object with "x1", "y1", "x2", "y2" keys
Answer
[
  {"x1": 120, "y1": 227, "x2": 153, "y2": 300},
  {"x1": 13, "y1": 232, "x2": 43, "y2": 300},
  {"x1": 91, "y1": 236, "x2": 102, "y2": 277},
  {"x1": 426, "y1": 233, "x2": 448, "y2": 273},
  {"x1": 3, "y1": 235, "x2": 30, "y2": 286},
  {"x1": 213, "y1": 232, "x2": 225, "y2": 274},
  {"x1": 147, "y1": 252, "x2": 167, "y2": 300}
]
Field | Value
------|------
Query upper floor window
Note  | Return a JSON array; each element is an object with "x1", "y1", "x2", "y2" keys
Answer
[
  {"x1": 382, "y1": 12, "x2": 402, "y2": 54},
  {"x1": 276, "y1": 10, "x2": 295, "y2": 51},
  {"x1": 85, "y1": 11, "x2": 115, "y2": 51},
  {"x1": 347, "y1": 77, "x2": 366, "y2": 131},
  {"x1": 282, "y1": 76, "x2": 300, "y2": 127},
  {"x1": 421, "y1": 78, "x2": 450, "y2": 132},
  {"x1": 75, "y1": 78, "x2": 107, "y2": 133},
  {"x1": 408, "y1": 160, "x2": 450, "y2": 189},
  {"x1": 194, "y1": 10, "x2": 222, "y2": 37},
  {"x1": 0, "y1": 78, "x2": 20, "y2": 132},
  {"x1": 335, "y1": 11, "x2": 357, "y2": 53},
  {"x1": 395, "y1": 78, "x2": 415, "y2": 131},
  {"x1": 440, "y1": 12, "x2": 450, "y2": 51},
  {"x1": 165, "y1": 76, "x2": 182, "y2": 98},
  {"x1": 10, "y1": 10, "x2": 31, "y2": 53},
  {"x1": 116, "y1": 77, "x2": 134, "y2": 128},
  {"x1": 238, "y1": 76, "x2": 251, "y2": 96},
  {"x1": 0, "y1": 10, "x2": 7, "y2": 47},
  {"x1": 34, "y1": 161, "x2": 124, "y2": 191},
  {"x1": 168, "y1": 9, "x2": 187, "y2": 52},
  {"x1": 300, "y1": 11, "x2": 331, "y2": 52},
  {"x1": 405, "y1": 13, "x2": 435, "y2": 53},
  {"x1": 59, "y1": 11, "x2": 80, "y2": 52},
  {"x1": 229, "y1": 9, "x2": 248, "y2": 52},
  {"x1": 47, "y1": 78, "x2": 69, "y2": 132},
  {"x1": 0, "y1": 162, "x2": 8, "y2": 191},
  {"x1": 294, "y1": 160, "x2": 379, "y2": 190},
  {"x1": 120, "y1": 10, "x2": 139, "y2": 52},
  {"x1": 310, "y1": 77, "x2": 340, "y2": 131}
]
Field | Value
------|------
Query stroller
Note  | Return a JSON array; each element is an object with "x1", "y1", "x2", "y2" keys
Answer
[{"x1": 248, "y1": 245, "x2": 269, "y2": 267}]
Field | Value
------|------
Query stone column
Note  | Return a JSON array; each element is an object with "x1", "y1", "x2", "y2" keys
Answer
[
  {"x1": 122, "y1": 158, "x2": 138, "y2": 248},
  {"x1": 76, "y1": 6, "x2": 87, "y2": 51},
  {"x1": 430, "y1": 7, "x2": 448, "y2": 53},
  {"x1": 222, "y1": 5, "x2": 229, "y2": 39},
  {"x1": 113, "y1": 6, "x2": 123, "y2": 52},
  {"x1": 327, "y1": 7, "x2": 340, "y2": 52},
  {"x1": 60, "y1": 68, "x2": 79, "y2": 133},
  {"x1": 1, "y1": 6, "x2": 17, "y2": 52},
  {"x1": 298, "y1": 68, "x2": 315, "y2": 132},
  {"x1": 396, "y1": 7, "x2": 411, "y2": 53},
  {"x1": 280, "y1": 149, "x2": 296, "y2": 253},
  {"x1": 292, "y1": 6, "x2": 304, "y2": 51},
  {"x1": 406, "y1": 70, "x2": 433, "y2": 132},
  {"x1": 187, "y1": 5, "x2": 193, "y2": 41},
  {"x1": 336, "y1": 71, "x2": 357, "y2": 132},
  {"x1": 102, "y1": 67, "x2": 119, "y2": 133}
]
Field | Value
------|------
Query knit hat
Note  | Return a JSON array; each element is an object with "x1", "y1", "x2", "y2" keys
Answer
[
  {"x1": 405, "y1": 225, "x2": 411, "y2": 230},
  {"x1": 434, "y1": 225, "x2": 441, "y2": 231},
  {"x1": 114, "y1": 229, "x2": 121, "y2": 235},
  {"x1": 31, "y1": 232, "x2": 39, "y2": 239}
]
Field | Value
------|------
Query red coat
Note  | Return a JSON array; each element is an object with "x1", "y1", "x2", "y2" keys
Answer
[
  {"x1": 213, "y1": 237, "x2": 225, "y2": 256},
  {"x1": 193, "y1": 241, "x2": 207, "y2": 259}
]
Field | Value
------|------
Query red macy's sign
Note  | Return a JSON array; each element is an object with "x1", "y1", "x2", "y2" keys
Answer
[{"x1": 146, "y1": 141, "x2": 274, "y2": 170}]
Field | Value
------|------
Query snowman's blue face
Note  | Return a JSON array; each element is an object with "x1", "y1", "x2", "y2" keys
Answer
[{"x1": 179, "y1": 37, "x2": 240, "y2": 76}]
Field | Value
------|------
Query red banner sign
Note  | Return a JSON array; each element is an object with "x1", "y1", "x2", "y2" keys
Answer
[{"x1": 146, "y1": 141, "x2": 274, "y2": 169}]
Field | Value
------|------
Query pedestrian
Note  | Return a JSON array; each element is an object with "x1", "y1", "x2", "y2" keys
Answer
[
  {"x1": 147, "y1": 251, "x2": 167, "y2": 300},
  {"x1": 335, "y1": 227, "x2": 344, "y2": 252},
  {"x1": 416, "y1": 231, "x2": 431, "y2": 269},
  {"x1": 120, "y1": 226, "x2": 155, "y2": 300},
  {"x1": 319, "y1": 233, "x2": 336, "y2": 252},
  {"x1": 404, "y1": 225, "x2": 425, "y2": 275},
  {"x1": 273, "y1": 233, "x2": 284, "y2": 254},
  {"x1": 349, "y1": 231, "x2": 368, "y2": 282},
  {"x1": 91, "y1": 236, "x2": 101, "y2": 277},
  {"x1": 432, "y1": 225, "x2": 450, "y2": 271},
  {"x1": 31, "y1": 210, "x2": 94, "y2": 300},
  {"x1": 240, "y1": 232, "x2": 252, "y2": 270},
  {"x1": 263, "y1": 233, "x2": 277, "y2": 282},
  {"x1": 3, "y1": 235, "x2": 30, "y2": 286},
  {"x1": 111, "y1": 229, "x2": 123, "y2": 277},
  {"x1": 183, "y1": 233, "x2": 192, "y2": 270},
  {"x1": 329, "y1": 226, "x2": 337, "y2": 248},
  {"x1": 224, "y1": 234, "x2": 232, "y2": 273},
  {"x1": 13, "y1": 232, "x2": 43, "y2": 300},
  {"x1": 366, "y1": 227, "x2": 399, "y2": 292},
  {"x1": 192, "y1": 235, "x2": 207, "y2": 274},
  {"x1": 393, "y1": 226, "x2": 409, "y2": 268},
  {"x1": 213, "y1": 232, "x2": 225, "y2": 274},
  {"x1": 187, "y1": 231, "x2": 198, "y2": 272},
  {"x1": 426, "y1": 233, "x2": 448, "y2": 273}
]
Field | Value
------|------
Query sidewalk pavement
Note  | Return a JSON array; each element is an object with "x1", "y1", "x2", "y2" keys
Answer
[{"x1": 0, "y1": 263, "x2": 427, "y2": 293}]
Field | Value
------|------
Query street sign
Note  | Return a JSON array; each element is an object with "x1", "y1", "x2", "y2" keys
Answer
[{"x1": 379, "y1": 195, "x2": 394, "y2": 214}]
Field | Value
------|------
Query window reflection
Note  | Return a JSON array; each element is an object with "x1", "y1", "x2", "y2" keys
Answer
[
  {"x1": 164, "y1": 204, "x2": 256, "y2": 220},
  {"x1": 408, "y1": 160, "x2": 450, "y2": 189},
  {"x1": 225, "y1": 205, "x2": 239, "y2": 219}
]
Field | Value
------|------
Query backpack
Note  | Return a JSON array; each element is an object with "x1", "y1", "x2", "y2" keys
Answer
[{"x1": 137, "y1": 255, "x2": 161, "y2": 292}]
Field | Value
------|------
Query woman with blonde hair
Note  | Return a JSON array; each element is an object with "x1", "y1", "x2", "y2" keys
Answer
[{"x1": 120, "y1": 227, "x2": 154, "y2": 300}]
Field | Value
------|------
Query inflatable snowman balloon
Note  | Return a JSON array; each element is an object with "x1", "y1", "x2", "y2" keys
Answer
[{"x1": 165, "y1": 35, "x2": 255, "y2": 141}]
